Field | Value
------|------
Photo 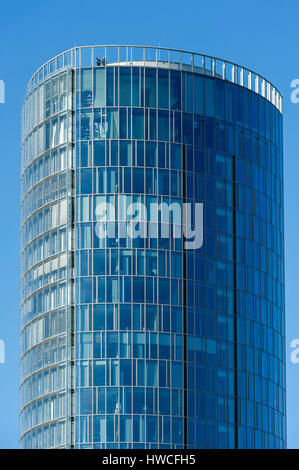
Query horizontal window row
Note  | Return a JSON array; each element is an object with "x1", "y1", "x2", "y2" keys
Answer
[
  {"x1": 76, "y1": 303, "x2": 232, "y2": 338},
  {"x1": 21, "y1": 124, "x2": 44, "y2": 171},
  {"x1": 76, "y1": 171, "x2": 258, "y2": 213},
  {"x1": 76, "y1": 67, "x2": 282, "y2": 148},
  {"x1": 236, "y1": 344, "x2": 285, "y2": 385},
  {"x1": 20, "y1": 334, "x2": 66, "y2": 382},
  {"x1": 79, "y1": 107, "x2": 180, "y2": 143},
  {"x1": 187, "y1": 364, "x2": 284, "y2": 401},
  {"x1": 77, "y1": 302, "x2": 182, "y2": 333},
  {"x1": 77, "y1": 167, "x2": 184, "y2": 198},
  {"x1": 77, "y1": 297, "x2": 283, "y2": 340},
  {"x1": 76, "y1": 108, "x2": 282, "y2": 164},
  {"x1": 77, "y1": 331, "x2": 183, "y2": 361},
  {"x1": 76, "y1": 329, "x2": 284, "y2": 378},
  {"x1": 75, "y1": 368, "x2": 283, "y2": 415},
  {"x1": 76, "y1": 387, "x2": 244, "y2": 426},
  {"x1": 77, "y1": 140, "x2": 181, "y2": 169},
  {"x1": 75, "y1": 299, "x2": 284, "y2": 360},
  {"x1": 20, "y1": 307, "x2": 67, "y2": 355},
  {"x1": 76, "y1": 139, "x2": 282, "y2": 187},
  {"x1": 75, "y1": 193, "x2": 283, "y2": 241},
  {"x1": 75, "y1": 273, "x2": 283, "y2": 311},
  {"x1": 21, "y1": 228, "x2": 67, "y2": 276},
  {"x1": 236, "y1": 299, "x2": 284, "y2": 334},
  {"x1": 78, "y1": 243, "x2": 285, "y2": 281},
  {"x1": 77, "y1": 390, "x2": 285, "y2": 442},
  {"x1": 75, "y1": 413, "x2": 183, "y2": 446},
  {"x1": 77, "y1": 275, "x2": 183, "y2": 306},
  {"x1": 20, "y1": 392, "x2": 66, "y2": 435},
  {"x1": 22, "y1": 113, "x2": 71, "y2": 170},
  {"x1": 21, "y1": 253, "x2": 67, "y2": 303},
  {"x1": 76, "y1": 248, "x2": 183, "y2": 278},
  {"x1": 237, "y1": 425, "x2": 284, "y2": 450},
  {"x1": 21, "y1": 282, "x2": 67, "y2": 329},
  {"x1": 22, "y1": 70, "x2": 71, "y2": 137},
  {"x1": 237, "y1": 371, "x2": 285, "y2": 413},
  {"x1": 76, "y1": 249, "x2": 251, "y2": 288},
  {"x1": 237, "y1": 399, "x2": 285, "y2": 439},
  {"x1": 21, "y1": 172, "x2": 67, "y2": 222},
  {"x1": 21, "y1": 146, "x2": 70, "y2": 197},
  {"x1": 21, "y1": 198, "x2": 68, "y2": 250},
  {"x1": 75, "y1": 171, "x2": 283, "y2": 231},
  {"x1": 235, "y1": 210, "x2": 283, "y2": 255},
  {"x1": 74, "y1": 407, "x2": 282, "y2": 447},
  {"x1": 20, "y1": 364, "x2": 66, "y2": 410},
  {"x1": 19, "y1": 415, "x2": 284, "y2": 449},
  {"x1": 236, "y1": 284, "x2": 284, "y2": 323},
  {"x1": 187, "y1": 304, "x2": 284, "y2": 339},
  {"x1": 236, "y1": 262, "x2": 284, "y2": 298},
  {"x1": 77, "y1": 386, "x2": 184, "y2": 418},
  {"x1": 76, "y1": 358, "x2": 183, "y2": 389},
  {"x1": 19, "y1": 418, "x2": 66, "y2": 449}
]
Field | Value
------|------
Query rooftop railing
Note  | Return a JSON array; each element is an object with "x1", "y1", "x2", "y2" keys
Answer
[{"x1": 26, "y1": 45, "x2": 283, "y2": 113}]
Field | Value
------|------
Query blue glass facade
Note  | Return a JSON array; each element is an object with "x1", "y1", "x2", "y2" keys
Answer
[{"x1": 20, "y1": 46, "x2": 286, "y2": 449}]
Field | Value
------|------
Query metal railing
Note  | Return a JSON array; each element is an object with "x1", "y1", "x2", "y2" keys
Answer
[{"x1": 26, "y1": 45, "x2": 283, "y2": 112}]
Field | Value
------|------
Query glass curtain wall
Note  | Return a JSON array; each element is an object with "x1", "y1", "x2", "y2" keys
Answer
[
  {"x1": 74, "y1": 64, "x2": 285, "y2": 449},
  {"x1": 20, "y1": 48, "x2": 285, "y2": 450}
]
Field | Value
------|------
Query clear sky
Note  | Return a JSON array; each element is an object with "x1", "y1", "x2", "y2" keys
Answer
[{"x1": 0, "y1": 0, "x2": 298, "y2": 449}]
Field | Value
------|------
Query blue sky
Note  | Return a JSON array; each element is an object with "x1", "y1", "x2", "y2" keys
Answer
[{"x1": 0, "y1": 0, "x2": 298, "y2": 449}]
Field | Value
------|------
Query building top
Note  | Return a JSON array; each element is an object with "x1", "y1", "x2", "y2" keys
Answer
[{"x1": 25, "y1": 45, "x2": 283, "y2": 113}]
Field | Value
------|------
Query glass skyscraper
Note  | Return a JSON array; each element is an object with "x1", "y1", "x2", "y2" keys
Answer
[{"x1": 20, "y1": 46, "x2": 286, "y2": 449}]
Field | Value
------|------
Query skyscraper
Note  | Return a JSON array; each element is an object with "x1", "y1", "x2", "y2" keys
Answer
[{"x1": 20, "y1": 45, "x2": 286, "y2": 449}]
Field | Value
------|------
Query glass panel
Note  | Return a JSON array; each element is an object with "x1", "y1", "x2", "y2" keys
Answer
[
  {"x1": 205, "y1": 77, "x2": 215, "y2": 117},
  {"x1": 120, "y1": 67, "x2": 131, "y2": 106},
  {"x1": 158, "y1": 111, "x2": 169, "y2": 141},
  {"x1": 81, "y1": 69, "x2": 92, "y2": 107},
  {"x1": 132, "y1": 109, "x2": 144, "y2": 140},
  {"x1": 132, "y1": 67, "x2": 140, "y2": 107},
  {"x1": 158, "y1": 69, "x2": 169, "y2": 109},
  {"x1": 170, "y1": 71, "x2": 181, "y2": 110},
  {"x1": 194, "y1": 74, "x2": 204, "y2": 115},
  {"x1": 145, "y1": 68, "x2": 156, "y2": 108},
  {"x1": 107, "y1": 109, "x2": 118, "y2": 139},
  {"x1": 94, "y1": 68, "x2": 106, "y2": 107}
]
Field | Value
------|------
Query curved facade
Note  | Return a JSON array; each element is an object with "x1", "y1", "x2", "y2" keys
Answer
[{"x1": 20, "y1": 46, "x2": 286, "y2": 449}]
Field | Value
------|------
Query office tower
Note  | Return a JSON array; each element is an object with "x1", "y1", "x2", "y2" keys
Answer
[{"x1": 20, "y1": 46, "x2": 285, "y2": 449}]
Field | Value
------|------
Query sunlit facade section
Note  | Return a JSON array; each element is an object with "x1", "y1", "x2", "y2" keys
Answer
[{"x1": 20, "y1": 70, "x2": 74, "y2": 448}]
